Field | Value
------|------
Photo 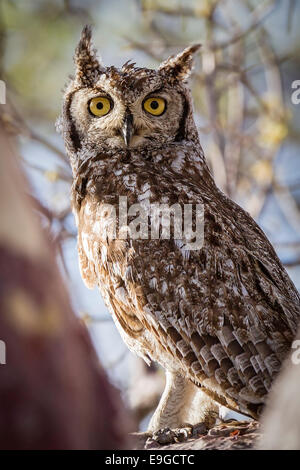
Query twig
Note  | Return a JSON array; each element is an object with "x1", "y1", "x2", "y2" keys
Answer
[{"x1": 212, "y1": 0, "x2": 276, "y2": 51}]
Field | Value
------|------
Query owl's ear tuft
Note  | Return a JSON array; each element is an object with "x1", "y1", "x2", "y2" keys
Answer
[
  {"x1": 74, "y1": 25, "x2": 104, "y2": 86},
  {"x1": 158, "y1": 44, "x2": 201, "y2": 81}
]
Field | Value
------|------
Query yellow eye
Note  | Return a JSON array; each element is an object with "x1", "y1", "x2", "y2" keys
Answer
[
  {"x1": 89, "y1": 96, "x2": 112, "y2": 116},
  {"x1": 143, "y1": 97, "x2": 166, "y2": 116}
]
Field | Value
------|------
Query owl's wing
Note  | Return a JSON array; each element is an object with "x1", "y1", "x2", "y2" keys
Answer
[
  {"x1": 76, "y1": 171, "x2": 299, "y2": 417},
  {"x1": 124, "y1": 193, "x2": 300, "y2": 418}
]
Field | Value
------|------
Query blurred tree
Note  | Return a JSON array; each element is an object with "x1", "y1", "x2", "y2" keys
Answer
[{"x1": 0, "y1": 125, "x2": 132, "y2": 449}]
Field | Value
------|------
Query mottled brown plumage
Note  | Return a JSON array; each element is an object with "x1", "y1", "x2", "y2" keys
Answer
[{"x1": 58, "y1": 26, "x2": 300, "y2": 429}]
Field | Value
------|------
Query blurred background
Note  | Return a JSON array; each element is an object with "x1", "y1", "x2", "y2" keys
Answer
[{"x1": 1, "y1": 0, "x2": 300, "y2": 430}]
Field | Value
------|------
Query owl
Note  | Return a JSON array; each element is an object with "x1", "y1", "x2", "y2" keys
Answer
[{"x1": 58, "y1": 26, "x2": 300, "y2": 436}]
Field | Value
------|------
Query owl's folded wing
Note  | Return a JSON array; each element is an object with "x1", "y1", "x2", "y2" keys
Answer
[{"x1": 123, "y1": 202, "x2": 300, "y2": 418}]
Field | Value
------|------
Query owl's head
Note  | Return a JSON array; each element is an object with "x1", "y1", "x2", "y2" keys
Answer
[{"x1": 60, "y1": 26, "x2": 200, "y2": 158}]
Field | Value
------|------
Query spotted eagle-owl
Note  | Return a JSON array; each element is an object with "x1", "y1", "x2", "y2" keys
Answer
[{"x1": 58, "y1": 26, "x2": 300, "y2": 432}]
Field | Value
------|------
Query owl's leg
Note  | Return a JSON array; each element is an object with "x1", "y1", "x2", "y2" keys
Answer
[
  {"x1": 179, "y1": 379, "x2": 219, "y2": 428},
  {"x1": 147, "y1": 370, "x2": 219, "y2": 444},
  {"x1": 147, "y1": 370, "x2": 188, "y2": 432},
  {"x1": 131, "y1": 370, "x2": 184, "y2": 449}
]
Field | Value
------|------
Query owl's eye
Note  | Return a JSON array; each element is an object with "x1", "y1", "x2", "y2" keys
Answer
[
  {"x1": 89, "y1": 96, "x2": 112, "y2": 117},
  {"x1": 143, "y1": 97, "x2": 166, "y2": 116}
]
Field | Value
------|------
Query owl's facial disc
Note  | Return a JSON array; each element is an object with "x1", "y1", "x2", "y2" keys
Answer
[
  {"x1": 68, "y1": 66, "x2": 191, "y2": 151},
  {"x1": 71, "y1": 85, "x2": 186, "y2": 150}
]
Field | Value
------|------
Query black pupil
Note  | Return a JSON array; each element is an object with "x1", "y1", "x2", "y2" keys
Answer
[
  {"x1": 96, "y1": 101, "x2": 104, "y2": 110},
  {"x1": 150, "y1": 100, "x2": 159, "y2": 110}
]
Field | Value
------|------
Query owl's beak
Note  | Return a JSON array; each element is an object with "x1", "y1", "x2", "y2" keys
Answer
[{"x1": 122, "y1": 110, "x2": 134, "y2": 147}]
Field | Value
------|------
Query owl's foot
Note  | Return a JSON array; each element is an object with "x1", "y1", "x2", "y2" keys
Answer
[
  {"x1": 130, "y1": 422, "x2": 208, "y2": 449},
  {"x1": 151, "y1": 426, "x2": 192, "y2": 445},
  {"x1": 147, "y1": 421, "x2": 208, "y2": 446},
  {"x1": 144, "y1": 409, "x2": 220, "y2": 447}
]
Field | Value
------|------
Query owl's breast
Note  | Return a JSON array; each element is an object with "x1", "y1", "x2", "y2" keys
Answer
[{"x1": 77, "y1": 194, "x2": 191, "y2": 372}]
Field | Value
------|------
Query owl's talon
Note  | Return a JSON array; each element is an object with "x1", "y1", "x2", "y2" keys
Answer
[
  {"x1": 149, "y1": 423, "x2": 207, "y2": 445},
  {"x1": 151, "y1": 427, "x2": 177, "y2": 445},
  {"x1": 148, "y1": 422, "x2": 209, "y2": 446}
]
